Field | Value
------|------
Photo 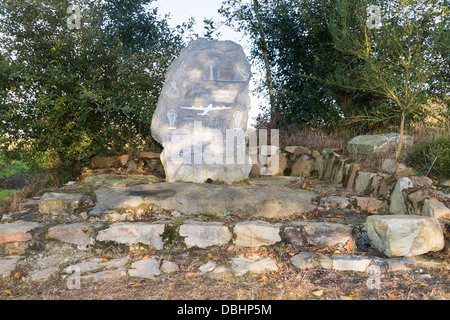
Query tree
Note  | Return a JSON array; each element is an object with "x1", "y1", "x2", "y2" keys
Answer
[
  {"x1": 329, "y1": 0, "x2": 449, "y2": 160},
  {"x1": 0, "y1": 0, "x2": 183, "y2": 176},
  {"x1": 220, "y1": 0, "x2": 383, "y2": 128}
]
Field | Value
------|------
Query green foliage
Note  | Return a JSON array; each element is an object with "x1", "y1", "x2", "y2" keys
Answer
[
  {"x1": 408, "y1": 136, "x2": 450, "y2": 177},
  {"x1": 0, "y1": 0, "x2": 183, "y2": 176},
  {"x1": 329, "y1": 0, "x2": 448, "y2": 157},
  {"x1": 220, "y1": 0, "x2": 389, "y2": 128},
  {"x1": 0, "y1": 189, "x2": 17, "y2": 203}
]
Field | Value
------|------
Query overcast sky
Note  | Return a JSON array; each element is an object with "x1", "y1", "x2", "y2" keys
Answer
[{"x1": 154, "y1": 0, "x2": 264, "y2": 127}]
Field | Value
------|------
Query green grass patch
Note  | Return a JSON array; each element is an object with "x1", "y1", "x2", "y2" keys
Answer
[
  {"x1": 0, "y1": 189, "x2": 17, "y2": 202},
  {"x1": 0, "y1": 152, "x2": 30, "y2": 179}
]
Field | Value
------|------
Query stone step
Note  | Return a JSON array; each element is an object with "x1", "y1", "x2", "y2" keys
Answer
[
  {"x1": 1, "y1": 218, "x2": 365, "y2": 254},
  {"x1": 1, "y1": 248, "x2": 447, "y2": 285},
  {"x1": 1, "y1": 215, "x2": 446, "y2": 261}
]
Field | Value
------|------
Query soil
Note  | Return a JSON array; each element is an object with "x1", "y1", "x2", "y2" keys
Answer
[{"x1": 0, "y1": 247, "x2": 448, "y2": 300}]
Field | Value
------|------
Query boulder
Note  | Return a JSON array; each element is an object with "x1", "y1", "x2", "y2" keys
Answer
[
  {"x1": 348, "y1": 133, "x2": 413, "y2": 155},
  {"x1": 366, "y1": 215, "x2": 445, "y2": 257},
  {"x1": 389, "y1": 177, "x2": 414, "y2": 215},
  {"x1": 151, "y1": 38, "x2": 252, "y2": 183},
  {"x1": 422, "y1": 198, "x2": 450, "y2": 220},
  {"x1": 90, "y1": 183, "x2": 317, "y2": 218}
]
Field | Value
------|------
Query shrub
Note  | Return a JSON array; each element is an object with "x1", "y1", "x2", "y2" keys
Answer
[{"x1": 408, "y1": 136, "x2": 450, "y2": 177}]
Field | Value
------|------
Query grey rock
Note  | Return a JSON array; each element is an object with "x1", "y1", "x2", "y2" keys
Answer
[
  {"x1": 234, "y1": 221, "x2": 281, "y2": 247},
  {"x1": 291, "y1": 155, "x2": 314, "y2": 177},
  {"x1": 96, "y1": 222, "x2": 165, "y2": 250},
  {"x1": 128, "y1": 257, "x2": 161, "y2": 279},
  {"x1": 290, "y1": 252, "x2": 332, "y2": 270},
  {"x1": 389, "y1": 177, "x2": 414, "y2": 215},
  {"x1": 348, "y1": 133, "x2": 413, "y2": 155},
  {"x1": 63, "y1": 256, "x2": 129, "y2": 281},
  {"x1": 332, "y1": 254, "x2": 373, "y2": 272},
  {"x1": 90, "y1": 183, "x2": 317, "y2": 218},
  {"x1": 0, "y1": 256, "x2": 21, "y2": 278},
  {"x1": 47, "y1": 223, "x2": 92, "y2": 247},
  {"x1": 354, "y1": 172, "x2": 377, "y2": 194},
  {"x1": 230, "y1": 255, "x2": 278, "y2": 276},
  {"x1": 39, "y1": 192, "x2": 84, "y2": 215},
  {"x1": 82, "y1": 174, "x2": 160, "y2": 187},
  {"x1": 0, "y1": 221, "x2": 40, "y2": 244},
  {"x1": 151, "y1": 38, "x2": 252, "y2": 183},
  {"x1": 161, "y1": 260, "x2": 180, "y2": 273},
  {"x1": 179, "y1": 221, "x2": 232, "y2": 248},
  {"x1": 353, "y1": 196, "x2": 386, "y2": 213},
  {"x1": 30, "y1": 266, "x2": 59, "y2": 282},
  {"x1": 284, "y1": 222, "x2": 354, "y2": 250},
  {"x1": 249, "y1": 177, "x2": 296, "y2": 187},
  {"x1": 422, "y1": 198, "x2": 450, "y2": 219},
  {"x1": 320, "y1": 196, "x2": 351, "y2": 209},
  {"x1": 366, "y1": 215, "x2": 445, "y2": 257},
  {"x1": 199, "y1": 260, "x2": 217, "y2": 275}
]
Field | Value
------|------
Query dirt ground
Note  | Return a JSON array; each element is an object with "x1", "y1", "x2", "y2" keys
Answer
[{"x1": 1, "y1": 244, "x2": 448, "y2": 301}]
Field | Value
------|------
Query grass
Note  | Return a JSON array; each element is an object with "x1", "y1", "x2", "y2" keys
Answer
[
  {"x1": 0, "y1": 189, "x2": 17, "y2": 203},
  {"x1": 0, "y1": 152, "x2": 30, "y2": 179}
]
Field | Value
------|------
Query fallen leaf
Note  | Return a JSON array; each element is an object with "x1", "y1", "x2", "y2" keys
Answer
[
  {"x1": 226, "y1": 245, "x2": 234, "y2": 252},
  {"x1": 4, "y1": 290, "x2": 12, "y2": 296},
  {"x1": 387, "y1": 292, "x2": 398, "y2": 299},
  {"x1": 312, "y1": 290, "x2": 324, "y2": 297},
  {"x1": 345, "y1": 240, "x2": 353, "y2": 252},
  {"x1": 312, "y1": 202, "x2": 319, "y2": 205},
  {"x1": 207, "y1": 253, "x2": 214, "y2": 258},
  {"x1": 328, "y1": 218, "x2": 337, "y2": 222},
  {"x1": 13, "y1": 272, "x2": 21, "y2": 279},
  {"x1": 348, "y1": 291, "x2": 356, "y2": 298},
  {"x1": 185, "y1": 272, "x2": 199, "y2": 279},
  {"x1": 101, "y1": 258, "x2": 109, "y2": 263},
  {"x1": 128, "y1": 282, "x2": 143, "y2": 288},
  {"x1": 419, "y1": 283, "x2": 429, "y2": 287}
]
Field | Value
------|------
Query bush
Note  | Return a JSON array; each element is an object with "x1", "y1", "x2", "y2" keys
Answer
[{"x1": 408, "y1": 136, "x2": 450, "y2": 177}]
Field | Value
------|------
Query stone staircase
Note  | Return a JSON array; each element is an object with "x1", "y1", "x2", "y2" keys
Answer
[{"x1": 1, "y1": 172, "x2": 448, "y2": 285}]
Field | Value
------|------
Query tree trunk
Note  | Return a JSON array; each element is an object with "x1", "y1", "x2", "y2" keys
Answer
[
  {"x1": 253, "y1": 0, "x2": 276, "y2": 120},
  {"x1": 395, "y1": 109, "x2": 406, "y2": 163}
]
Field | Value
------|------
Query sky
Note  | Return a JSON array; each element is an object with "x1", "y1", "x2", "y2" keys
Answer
[{"x1": 154, "y1": 0, "x2": 265, "y2": 128}]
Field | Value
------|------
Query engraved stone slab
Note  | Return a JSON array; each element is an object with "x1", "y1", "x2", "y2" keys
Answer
[{"x1": 151, "y1": 38, "x2": 252, "y2": 183}]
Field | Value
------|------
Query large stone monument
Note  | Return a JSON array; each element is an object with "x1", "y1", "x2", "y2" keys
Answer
[{"x1": 151, "y1": 38, "x2": 252, "y2": 183}]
